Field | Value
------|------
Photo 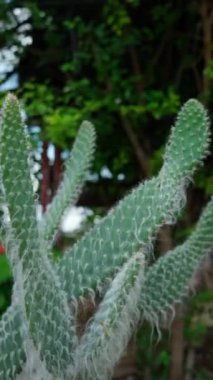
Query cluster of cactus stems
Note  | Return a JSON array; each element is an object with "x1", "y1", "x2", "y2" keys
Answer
[{"x1": 0, "y1": 93, "x2": 212, "y2": 380}]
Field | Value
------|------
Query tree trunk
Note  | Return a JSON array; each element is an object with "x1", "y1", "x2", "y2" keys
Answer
[{"x1": 169, "y1": 306, "x2": 184, "y2": 380}]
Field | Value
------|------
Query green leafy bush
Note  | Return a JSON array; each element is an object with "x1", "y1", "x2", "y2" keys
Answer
[{"x1": 0, "y1": 94, "x2": 212, "y2": 380}]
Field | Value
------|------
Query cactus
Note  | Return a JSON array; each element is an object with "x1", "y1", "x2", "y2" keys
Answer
[
  {"x1": 0, "y1": 94, "x2": 77, "y2": 378},
  {"x1": 41, "y1": 120, "x2": 96, "y2": 244},
  {"x1": 140, "y1": 196, "x2": 213, "y2": 328},
  {"x1": 57, "y1": 99, "x2": 210, "y2": 300},
  {"x1": 0, "y1": 93, "x2": 212, "y2": 380},
  {"x1": 74, "y1": 253, "x2": 146, "y2": 380}
]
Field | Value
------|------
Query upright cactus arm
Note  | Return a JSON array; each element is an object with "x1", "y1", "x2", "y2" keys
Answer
[
  {"x1": 0, "y1": 116, "x2": 95, "y2": 379},
  {"x1": 0, "y1": 94, "x2": 77, "y2": 377},
  {"x1": 57, "y1": 99, "x2": 210, "y2": 300},
  {"x1": 140, "y1": 197, "x2": 213, "y2": 328},
  {"x1": 74, "y1": 253, "x2": 146, "y2": 380},
  {"x1": 41, "y1": 121, "x2": 96, "y2": 243},
  {"x1": 163, "y1": 100, "x2": 210, "y2": 175}
]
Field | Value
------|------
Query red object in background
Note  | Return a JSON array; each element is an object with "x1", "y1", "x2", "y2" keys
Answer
[
  {"x1": 0, "y1": 243, "x2": 5, "y2": 255},
  {"x1": 54, "y1": 147, "x2": 62, "y2": 193}
]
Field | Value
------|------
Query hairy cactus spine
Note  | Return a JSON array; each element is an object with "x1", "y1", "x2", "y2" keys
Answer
[{"x1": 75, "y1": 253, "x2": 145, "y2": 380}]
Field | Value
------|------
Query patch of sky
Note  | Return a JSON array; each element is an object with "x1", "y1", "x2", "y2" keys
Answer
[
  {"x1": 87, "y1": 172, "x2": 99, "y2": 182},
  {"x1": 60, "y1": 206, "x2": 93, "y2": 234},
  {"x1": 100, "y1": 166, "x2": 113, "y2": 179},
  {"x1": 117, "y1": 173, "x2": 125, "y2": 181},
  {"x1": 0, "y1": 73, "x2": 19, "y2": 91},
  {"x1": 0, "y1": 5, "x2": 32, "y2": 90},
  {"x1": 47, "y1": 143, "x2": 55, "y2": 163}
]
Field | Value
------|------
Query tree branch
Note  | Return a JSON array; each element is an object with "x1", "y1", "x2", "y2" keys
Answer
[{"x1": 119, "y1": 112, "x2": 150, "y2": 177}]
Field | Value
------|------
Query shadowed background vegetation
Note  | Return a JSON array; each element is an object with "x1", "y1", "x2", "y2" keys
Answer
[{"x1": 0, "y1": 1, "x2": 212, "y2": 379}]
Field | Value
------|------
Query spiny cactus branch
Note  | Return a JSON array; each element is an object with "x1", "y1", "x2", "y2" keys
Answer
[
  {"x1": 74, "y1": 253, "x2": 145, "y2": 380},
  {"x1": 0, "y1": 94, "x2": 77, "y2": 377},
  {"x1": 42, "y1": 121, "x2": 96, "y2": 244},
  {"x1": 140, "y1": 197, "x2": 213, "y2": 329}
]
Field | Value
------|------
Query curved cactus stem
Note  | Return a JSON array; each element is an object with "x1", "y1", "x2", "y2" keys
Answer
[
  {"x1": 140, "y1": 197, "x2": 213, "y2": 329},
  {"x1": 41, "y1": 121, "x2": 96, "y2": 244},
  {"x1": 74, "y1": 197, "x2": 213, "y2": 379},
  {"x1": 74, "y1": 253, "x2": 145, "y2": 380}
]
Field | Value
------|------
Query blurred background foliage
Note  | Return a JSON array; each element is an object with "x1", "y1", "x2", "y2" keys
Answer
[{"x1": 0, "y1": 0, "x2": 212, "y2": 379}]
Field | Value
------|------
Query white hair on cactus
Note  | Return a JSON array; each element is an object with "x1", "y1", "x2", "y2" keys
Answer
[
  {"x1": 74, "y1": 253, "x2": 146, "y2": 380},
  {"x1": 140, "y1": 197, "x2": 213, "y2": 333},
  {"x1": 16, "y1": 342, "x2": 53, "y2": 380}
]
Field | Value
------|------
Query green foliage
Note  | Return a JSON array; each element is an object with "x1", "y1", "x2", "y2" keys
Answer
[
  {"x1": 2, "y1": 0, "x2": 211, "y2": 191},
  {"x1": 19, "y1": 82, "x2": 55, "y2": 118},
  {"x1": 0, "y1": 256, "x2": 11, "y2": 314},
  {"x1": 137, "y1": 325, "x2": 171, "y2": 380},
  {"x1": 184, "y1": 290, "x2": 213, "y2": 346},
  {"x1": 16, "y1": 0, "x2": 185, "y2": 180},
  {"x1": 0, "y1": 256, "x2": 11, "y2": 284},
  {"x1": 0, "y1": 94, "x2": 212, "y2": 380}
]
